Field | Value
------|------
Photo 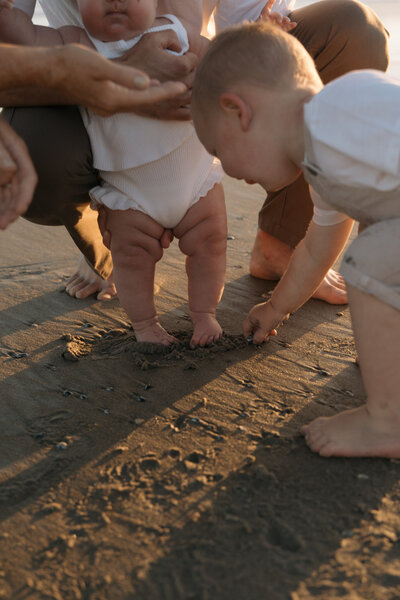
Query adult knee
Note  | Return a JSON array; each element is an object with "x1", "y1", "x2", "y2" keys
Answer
[
  {"x1": 2, "y1": 106, "x2": 97, "y2": 224},
  {"x1": 292, "y1": 0, "x2": 389, "y2": 82},
  {"x1": 332, "y1": 0, "x2": 389, "y2": 72}
]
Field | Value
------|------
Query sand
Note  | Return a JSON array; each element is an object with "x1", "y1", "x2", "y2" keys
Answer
[
  {"x1": 1, "y1": 1, "x2": 400, "y2": 597},
  {"x1": 2, "y1": 174, "x2": 400, "y2": 600}
]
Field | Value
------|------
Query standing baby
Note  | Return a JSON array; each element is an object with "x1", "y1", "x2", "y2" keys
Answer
[{"x1": 0, "y1": 0, "x2": 227, "y2": 348}]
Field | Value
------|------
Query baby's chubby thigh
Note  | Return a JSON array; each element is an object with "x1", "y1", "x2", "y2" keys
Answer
[
  {"x1": 105, "y1": 207, "x2": 167, "y2": 264},
  {"x1": 173, "y1": 183, "x2": 227, "y2": 255}
]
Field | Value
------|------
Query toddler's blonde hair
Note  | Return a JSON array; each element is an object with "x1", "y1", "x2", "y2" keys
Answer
[{"x1": 192, "y1": 22, "x2": 321, "y2": 111}]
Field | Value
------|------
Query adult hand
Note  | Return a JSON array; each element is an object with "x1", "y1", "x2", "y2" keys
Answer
[
  {"x1": 243, "y1": 300, "x2": 284, "y2": 344},
  {"x1": 0, "y1": 117, "x2": 37, "y2": 229},
  {"x1": 117, "y1": 29, "x2": 198, "y2": 120},
  {"x1": 259, "y1": 0, "x2": 297, "y2": 32},
  {"x1": 54, "y1": 44, "x2": 188, "y2": 118}
]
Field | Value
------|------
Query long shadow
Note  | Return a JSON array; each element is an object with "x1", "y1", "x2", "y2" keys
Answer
[
  {"x1": 128, "y1": 365, "x2": 400, "y2": 600},
  {"x1": 0, "y1": 273, "x2": 289, "y2": 520},
  {"x1": 0, "y1": 268, "x2": 368, "y2": 600}
]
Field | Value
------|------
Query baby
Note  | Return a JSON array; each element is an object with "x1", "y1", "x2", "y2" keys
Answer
[
  {"x1": 0, "y1": 0, "x2": 228, "y2": 348},
  {"x1": 191, "y1": 22, "x2": 400, "y2": 458}
]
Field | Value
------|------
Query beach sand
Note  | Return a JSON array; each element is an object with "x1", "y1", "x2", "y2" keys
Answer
[{"x1": 1, "y1": 3, "x2": 400, "y2": 599}]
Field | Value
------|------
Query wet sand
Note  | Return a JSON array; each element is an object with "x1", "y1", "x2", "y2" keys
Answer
[{"x1": 1, "y1": 2, "x2": 400, "y2": 598}]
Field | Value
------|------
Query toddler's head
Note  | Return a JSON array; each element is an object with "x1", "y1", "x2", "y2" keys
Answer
[
  {"x1": 77, "y1": 0, "x2": 157, "y2": 42},
  {"x1": 192, "y1": 22, "x2": 322, "y2": 190}
]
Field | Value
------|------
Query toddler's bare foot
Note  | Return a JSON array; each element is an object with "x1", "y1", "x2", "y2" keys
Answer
[
  {"x1": 250, "y1": 230, "x2": 348, "y2": 305},
  {"x1": 134, "y1": 316, "x2": 177, "y2": 346},
  {"x1": 190, "y1": 311, "x2": 222, "y2": 348},
  {"x1": 302, "y1": 405, "x2": 400, "y2": 458},
  {"x1": 65, "y1": 253, "x2": 116, "y2": 301}
]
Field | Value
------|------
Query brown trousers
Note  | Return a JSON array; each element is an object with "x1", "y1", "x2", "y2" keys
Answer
[{"x1": 2, "y1": 0, "x2": 389, "y2": 279}]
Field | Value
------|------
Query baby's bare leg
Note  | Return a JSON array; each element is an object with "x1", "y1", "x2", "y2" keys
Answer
[
  {"x1": 174, "y1": 183, "x2": 227, "y2": 348},
  {"x1": 303, "y1": 285, "x2": 400, "y2": 457},
  {"x1": 107, "y1": 208, "x2": 176, "y2": 345}
]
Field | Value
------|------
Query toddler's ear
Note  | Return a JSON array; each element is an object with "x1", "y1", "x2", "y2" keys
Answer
[{"x1": 219, "y1": 93, "x2": 252, "y2": 131}]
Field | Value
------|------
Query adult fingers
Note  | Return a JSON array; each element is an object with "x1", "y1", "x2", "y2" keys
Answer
[
  {"x1": 0, "y1": 149, "x2": 16, "y2": 185},
  {"x1": 92, "y1": 80, "x2": 188, "y2": 117},
  {"x1": 0, "y1": 134, "x2": 17, "y2": 186}
]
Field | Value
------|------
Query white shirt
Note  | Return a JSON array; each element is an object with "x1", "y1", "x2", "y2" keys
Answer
[
  {"x1": 16, "y1": 0, "x2": 296, "y2": 33},
  {"x1": 303, "y1": 70, "x2": 400, "y2": 226}
]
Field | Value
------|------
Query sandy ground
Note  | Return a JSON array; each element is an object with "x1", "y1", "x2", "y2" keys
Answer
[
  {"x1": 2, "y1": 175, "x2": 400, "y2": 600},
  {"x1": 1, "y1": 2, "x2": 400, "y2": 599}
]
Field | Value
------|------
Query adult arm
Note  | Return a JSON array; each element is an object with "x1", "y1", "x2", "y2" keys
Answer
[
  {"x1": 243, "y1": 218, "x2": 354, "y2": 343},
  {"x1": 0, "y1": 44, "x2": 186, "y2": 115}
]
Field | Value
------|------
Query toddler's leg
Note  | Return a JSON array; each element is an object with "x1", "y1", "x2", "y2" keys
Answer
[
  {"x1": 174, "y1": 183, "x2": 227, "y2": 348},
  {"x1": 303, "y1": 285, "x2": 400, "y2": 457},
  {"x1": 107, "y1": 208, "x2": 176, "y2": 345}
]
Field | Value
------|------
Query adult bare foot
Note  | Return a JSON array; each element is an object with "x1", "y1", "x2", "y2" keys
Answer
[
  {"x1": 190, "y1": 311, "x2": 222, "y2": 348},
  {"x1": 65, "y1": 252, "x2": 116, "y2": 301},
  {"x1": 134, "y1": 316, "x2": 177, "y2": 346},
  {"x1": 302, "y1": 405, "x2": 400, "y2": 458},
  {"x1": 250, "y1": 229, "x2": 348, "y2": 304}
]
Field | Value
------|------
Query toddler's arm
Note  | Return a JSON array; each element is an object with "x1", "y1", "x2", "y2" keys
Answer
[
  {"x1": 243, "y1": 218, "x2": 354, "y2": 343},
  {"x1": 0, "y1": 1, "x2": 83, "y2": 46}
]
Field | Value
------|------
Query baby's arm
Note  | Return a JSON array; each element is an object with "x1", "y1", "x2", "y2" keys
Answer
[
  {"x1": 0, "y1": 2, "x2": 85, "y2": 46},
  {"x1": 244, "y1": 218, "x2": 354, "y2": 343}
]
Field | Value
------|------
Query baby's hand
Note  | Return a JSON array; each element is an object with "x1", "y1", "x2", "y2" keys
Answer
[
  {"x1": 243, "y1": 300, "x2": 288, "y2": 345},
  {"x1": 259, "y1": 0, "x2": 297, "y2": 32},
  {"x1": 0, "y1": 0, "x2": 14, "y2": 10}
]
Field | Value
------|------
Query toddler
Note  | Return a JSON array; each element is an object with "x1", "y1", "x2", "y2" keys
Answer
[
  {"x1": 192, "y1": 22, "x2": 400, "y2": 458},
  {"x1": 0, "y1": 0, "x2": 228, "y2": 348}
]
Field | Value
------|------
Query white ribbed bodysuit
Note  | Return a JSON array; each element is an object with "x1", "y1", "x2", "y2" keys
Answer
[{"x1": 79, "y1": 15, "x2": 223, "y2": 229}]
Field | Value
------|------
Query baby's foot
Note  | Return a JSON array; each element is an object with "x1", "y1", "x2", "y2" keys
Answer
[
  {"x1": 190, "y1": 311, "x2": 222, "y2": 348},
  {"x1": 302, "y1": 405, "x2": 400, "y2": 458},
  {"x1": 65, "y1": 253, "x2": 116, "y2": 301},
  {"x1": 134, "y1": 316, "x2": 177, "y2": 346}
]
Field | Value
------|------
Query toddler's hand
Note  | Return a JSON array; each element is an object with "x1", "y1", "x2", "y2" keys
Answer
[
  {"x1": 0, "y1": 0, "x2": 14, "y2": 10},
  {"x1": 259, "y1": 0, "x2": 297, "y2": 32},
  {"x1": 243, "y1": 300, "x2": 288, "y2": 345}
]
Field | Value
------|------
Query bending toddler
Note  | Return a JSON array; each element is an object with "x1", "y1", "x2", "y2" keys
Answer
[{"x1": 192, "y1": 22, "x2": 400, "y2": 458}]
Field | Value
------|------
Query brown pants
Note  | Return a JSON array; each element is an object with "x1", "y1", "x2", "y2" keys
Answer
[{"x1": 3, "y1": 0, "x2": 389, "y2": 279}]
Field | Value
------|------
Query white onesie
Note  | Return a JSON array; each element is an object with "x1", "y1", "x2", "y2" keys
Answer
[{"x1": 79, "y1": 15, "x2": 223, "y2": 229}]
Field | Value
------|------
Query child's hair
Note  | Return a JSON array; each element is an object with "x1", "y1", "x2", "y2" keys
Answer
[{"x1": 192, "y1": 22, "x2": 321, "y2": 112}]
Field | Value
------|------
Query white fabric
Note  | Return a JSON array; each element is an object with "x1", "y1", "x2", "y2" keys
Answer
[
  {"x1": 311, "y1": 193, "x2": 348, "y2": 227},
  {"x1": 90, "y1": 134, "x2": 222, "y2": 229},
  {"x1": 305, "y1": 70, "x2": 400, "y2": 192},
  {"x1": 304, "y1": 70, "x2": 400, "y2": 226},
  {"x1": 83, "y1": 16, "x2": 222, "y2": 228},
  {"x1": 80, "y1": 16, "x2": 194, "y2": 170},
  {"x1": 38, "y1": 0, "x2": 295, "y2": 32}
]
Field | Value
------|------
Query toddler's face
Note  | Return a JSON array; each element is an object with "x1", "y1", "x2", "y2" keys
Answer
[
  {"x1": 77, "y1": 0, "x2": 157, "y2": 42},
  {"x1": 194, "y1": 103, "x2": 301, "y2": 192}
]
